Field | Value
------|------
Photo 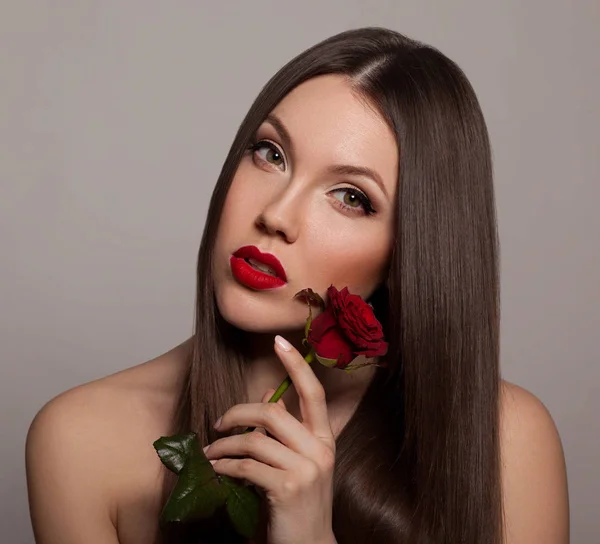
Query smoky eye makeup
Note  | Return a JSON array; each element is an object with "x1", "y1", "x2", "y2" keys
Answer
[
  {"x1": 246, "y1": 122, "x2": 289, "y2": 168},
  {"x1": 329, "y1": 186, "x2": 376, "y2": 216},
  {"x1": 247, "y1": 126, "x2": 378, "y2": 216},
  {"x1": 247, "y1": 138, "x2": 287, "y2": 171}
]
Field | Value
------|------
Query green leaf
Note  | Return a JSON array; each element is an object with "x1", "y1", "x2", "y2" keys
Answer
[
  {"x1": 304, "y1": 308, "x2": 313, "y2": 340},
  {"x1": 155, "y1": 433, "x2": 229, "y2": 522},
  {"x1": 294, "y1": 288, "x2": 325, "y2": 348},
  {"x1": 293, "y1": 288, "x2": 325, "y2": 310},
  {"x1": 315, "y1": 353, "x2": 339, "y2": 368},
  {"x1": 154, "y1": 433, "x2": 262, "y2": 538},
  {"x1": 343, "y1": 355, "x2": 381, "y2": 372},
  {"x1": 161, "y1": 465, "x2": 229, "y2": 522},
  {"x1": 153, "y1": 432, "x2": 197, "y2": 475},
  {"x1": 220, "y1": 476, "x2": 261, "y2": 538}
]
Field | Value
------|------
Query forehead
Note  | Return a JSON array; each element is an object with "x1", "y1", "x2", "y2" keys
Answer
[{"x1": 268, "y1": 74, "x2": 398, "y2": 195}]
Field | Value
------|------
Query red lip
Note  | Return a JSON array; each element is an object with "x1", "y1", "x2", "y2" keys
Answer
[{"x1": 230, "y1": 245, "x2": 287, "y2": 290}]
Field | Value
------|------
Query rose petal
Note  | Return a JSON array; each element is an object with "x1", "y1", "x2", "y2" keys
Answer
[
  {"x1": 307, "y1": 307, "x2": 337, "y2": 342},
  {"x1": 309, "y1": 324, "x2": 354, "y2": 368}
]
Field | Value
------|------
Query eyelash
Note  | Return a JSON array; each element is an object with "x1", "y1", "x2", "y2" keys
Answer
[
  {"x1": 247, "y1": 139, "x2": 376, "y2": 216},
  {"x1": 247, "y1": 140, "x2": 285, "y2": 170},
  {"x1": 330, "y1": 187, "x2": 376, "y2": 216}
]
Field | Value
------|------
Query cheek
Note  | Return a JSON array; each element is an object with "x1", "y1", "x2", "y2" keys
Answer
[
  {"x1": 215, "y1": 170, "x2": 264, "y2": 245},
  {"x1": 305, "y1": 221, "x2": 392, "y2": 297},
  {"x1": 220, "y1": 178, "x2": 251, "y2": 230}
]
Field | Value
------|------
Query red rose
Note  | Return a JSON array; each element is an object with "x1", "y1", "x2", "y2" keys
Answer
[{"x1": 307, "y1": 285, "x2": 388, "y2": 369}]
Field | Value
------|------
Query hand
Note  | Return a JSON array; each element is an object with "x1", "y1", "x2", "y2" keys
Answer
[{"x1": 203, "y1": 335, "x2": 337, "y2": 544}]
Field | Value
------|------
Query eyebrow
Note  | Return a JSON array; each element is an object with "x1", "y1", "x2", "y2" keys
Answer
[
  {"x1": 264, "y1": 113, "x2": 388, "y2": 198},
  {"x1": 327, "y1": 164, "x2": 388, "y2": 198},
  {"x1": 265, "y1": 113, "x2": 294, "y2": 155}
]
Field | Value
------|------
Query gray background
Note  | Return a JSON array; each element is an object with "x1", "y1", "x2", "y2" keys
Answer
[{"x1": 1, "y1": 1, "x2": 598, "y2": 542}]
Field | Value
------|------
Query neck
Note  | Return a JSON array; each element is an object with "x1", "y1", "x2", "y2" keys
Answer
[{"x1": 240, "y1": 330, "x2": 376, "y2": 435}]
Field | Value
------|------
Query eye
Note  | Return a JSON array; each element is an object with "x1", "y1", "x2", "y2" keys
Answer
[
  {"x1": 248, "y1": 140, "x2": 286, "y2": 171},
  {"x1": 330, "y1": 187, "x2": 376, "y2": 216}
]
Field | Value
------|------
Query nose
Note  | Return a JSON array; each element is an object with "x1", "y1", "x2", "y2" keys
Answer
[{"x1": 255, "y1": 190, "x2": 300, "y2": 244}]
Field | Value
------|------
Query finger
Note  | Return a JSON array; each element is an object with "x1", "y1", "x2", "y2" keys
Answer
[
  {"x1": 258, "y1": 388, "x2": 285, "y2": 439},
  {"x1": 274, "y1": 335, "x2": 333, "y2": 442},
  {"x1": 215, "y1": 402, "x2": 320, "y2": 459},
  {"x1": 261, "y1": 388, "x2": 287, "y2": 411},
  {"x1": 205, "y1": 431, "x2": 302, "y2": 471},
  {"x1": 211, "y1": 456, "x2": 285, "y2": 493},
  {"x1": 261, "y1": 389, "x2": 273, "y2": 403}
]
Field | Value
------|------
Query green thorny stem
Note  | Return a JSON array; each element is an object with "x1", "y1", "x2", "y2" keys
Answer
[{"x1": 243, "y1": 349, "x2": 316, "y2": 434}]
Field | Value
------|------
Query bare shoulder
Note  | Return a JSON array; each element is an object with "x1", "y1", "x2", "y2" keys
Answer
[
  {"x1": 26, "y1": 338, "x2": 192, "y2": 544},
  {"x1": 499, "y1": 380, "x2": 569, "y2": 543}
]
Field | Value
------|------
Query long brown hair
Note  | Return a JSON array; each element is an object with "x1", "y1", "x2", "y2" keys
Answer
[{"x1": 162, "y1": 27, "x2": 502, "y2": 543}]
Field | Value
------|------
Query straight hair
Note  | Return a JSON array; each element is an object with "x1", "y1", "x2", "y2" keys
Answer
[{"x1": 161, "y1": 27, "x2": 502, "y2": 543}]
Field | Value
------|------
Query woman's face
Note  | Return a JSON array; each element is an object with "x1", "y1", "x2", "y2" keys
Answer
[{"x1": 213, "y1": 74, "x2": 398, "y2": 333}]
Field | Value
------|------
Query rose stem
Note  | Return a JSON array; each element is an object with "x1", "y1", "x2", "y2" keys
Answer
[{"x1": 243, "y1": 350, "x2": 315, "y2": 434}]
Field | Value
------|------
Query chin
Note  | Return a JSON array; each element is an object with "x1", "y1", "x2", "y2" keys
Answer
[{"x1": 214, "y1": 283, "x2": 307, "y2": 334}]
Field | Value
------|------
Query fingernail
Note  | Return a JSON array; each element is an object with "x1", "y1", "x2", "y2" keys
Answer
[
  {"x1": 203, "y1": 444, "x2": 210, "y2": 453},
  {"x1": 209, "y1": 459, "x2": 217, "y2": 465},
  {"x1": 275, "y1": 335, "x2": 292, "y2": 351},
  {"x1": 213, "y1": 416, "x2": 222, "y2": 429}
]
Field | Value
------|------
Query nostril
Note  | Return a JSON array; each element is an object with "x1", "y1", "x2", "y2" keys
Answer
[
  {"x1": 255, "y1": 210, "x2": 295, "y2": 243},
  {"x1": 255, "y1": 217, "x2": 285, "y2": 238},
  {"x1": 255, "y1": 217, "x2": 268, "y2": 233}
]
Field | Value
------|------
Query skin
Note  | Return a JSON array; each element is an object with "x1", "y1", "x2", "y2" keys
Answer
[
  {"x1": 213, "y1": 75, "x2": 397, "y2": 333},
  {"x1": 25, "y1": 75, "x2": 569, "y2": 543},
  {"x1": 26, "y1": 342, "x2": 570, "y2": 543},
  {"x1": 206, "y1": 336, "x2": 338, "y2": 544},
  {"x1": 214, "y1": 74, "x2": 398, "y2": 426}
]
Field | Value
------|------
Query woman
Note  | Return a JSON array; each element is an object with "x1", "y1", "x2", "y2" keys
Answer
[{"x1": 26, "y1": 27, "x2": 569, "y2": 543}]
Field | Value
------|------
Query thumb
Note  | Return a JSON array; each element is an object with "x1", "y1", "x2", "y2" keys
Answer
[{"x1": 261, "y1": 388, "x2": 287, "y2": 411}]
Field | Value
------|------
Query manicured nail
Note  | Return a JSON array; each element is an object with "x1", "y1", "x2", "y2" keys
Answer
[
  {"x1": 213, "y1": 416, "x2": 222, "y2": 429},
  {"x1": 275, "y1": 335, "x2": 292, "y2": 351},
  {"x1": 203, "y1": 444, "x2": 210, "y2": 453}
]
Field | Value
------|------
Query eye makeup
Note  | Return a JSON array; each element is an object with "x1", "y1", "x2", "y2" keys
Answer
[{"x1": 246, "y1": 130, "x2": 378, "y2": 217}]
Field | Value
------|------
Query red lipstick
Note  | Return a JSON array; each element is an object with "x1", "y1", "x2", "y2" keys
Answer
[{"x1": 230, "y1": 245, "x2": 287, "y2": 290}]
